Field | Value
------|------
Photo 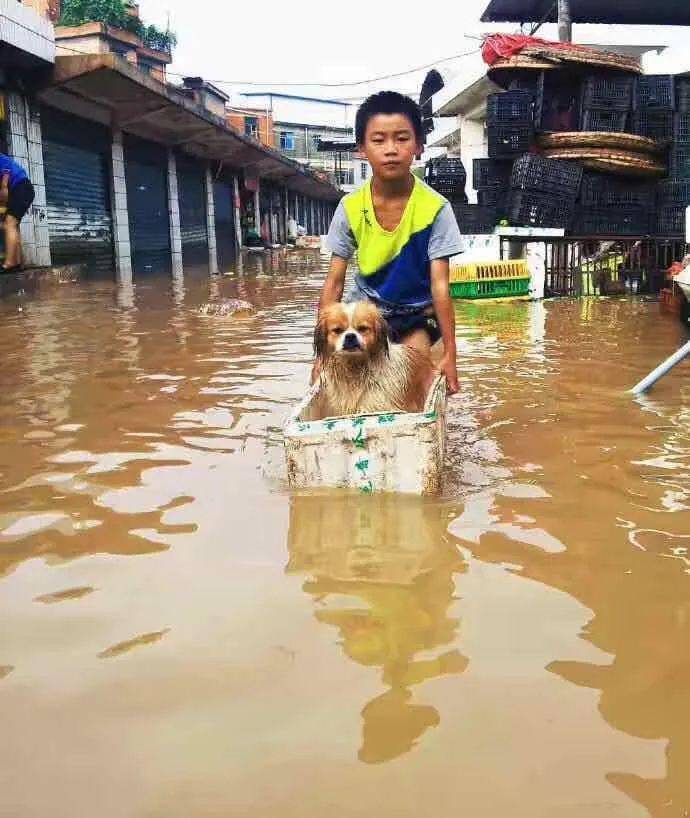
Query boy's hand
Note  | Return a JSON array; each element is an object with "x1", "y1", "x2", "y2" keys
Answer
[{"x1": 436, "y1": 350, "x2": 459, "y2": 395}]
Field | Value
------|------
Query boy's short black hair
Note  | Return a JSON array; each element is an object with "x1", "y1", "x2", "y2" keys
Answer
[{"x1": 355, "y1": 91, "x2": 424, "y2": 145}]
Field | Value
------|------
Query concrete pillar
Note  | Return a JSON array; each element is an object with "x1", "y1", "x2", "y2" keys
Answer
[
  {"x1": 232, "y1": 176, "x2": 242, "y2": 252},
  {"x1": 110, "y1": 128, "x2": 132, "y2": 282},
  {"x1": 253, "y1": 181, "x2": 261, "y2": 236},
  {"x1": 167, "y1": 149, "x2": 183, "y2": 278},
  {"x1": 558, "y1": 0, "x2": 572, "y2": 42},
  {"x1": 283, "y1": 186, "x2": 289, "y2": 243},
  {"x1": 205, "y1": 165, "x2": 219, "y2": 275},
  {"x1": 233, "y1": 175, "x2": 242, "y2": 250},
  {"x1": 6, "y1": 92, "x2": 50, "y2": 267},
  {"x1": 462, "y1": 117, "x2": 489, "y2": 204}
]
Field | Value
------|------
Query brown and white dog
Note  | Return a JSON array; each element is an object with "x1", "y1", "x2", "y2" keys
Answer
[{"x1": 310, "y1": 301, "x2": 434, "y2": 419}]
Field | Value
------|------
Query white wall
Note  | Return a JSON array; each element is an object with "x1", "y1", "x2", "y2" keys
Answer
[
  {"x1": 1, "y1": 0, "x2": 54, "y2": 62},
  {"x1": 461, "y1": 118, "x2": 487, "y2": 204},
  {"x1": 242, "y1": 94, "x2": 352, "y2": 128}
]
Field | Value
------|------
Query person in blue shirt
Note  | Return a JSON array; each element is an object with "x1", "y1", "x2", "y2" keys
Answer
[{"x1": 0, "y1": 154, "x2": 35, "y2": 273}]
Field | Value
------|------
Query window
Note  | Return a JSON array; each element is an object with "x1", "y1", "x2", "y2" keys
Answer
[
  {"x1": 361, "y1": 162, "x2": 368, "y2": 180},
  {"x1": 138, "y1": 58, "x2": 157, "y2": 77},
  {"x1": 335, "y1": 169, "x2": 355, "y2": 186},
  {"x1": 311, "y1": 134, "x2": 322, "y2": 152},
  {"x1": 245, "y1": 117, "x2": 258, "y2": 138},
  {"x1": 279, "y1": 131, "x2": 295, "y2": 151}
]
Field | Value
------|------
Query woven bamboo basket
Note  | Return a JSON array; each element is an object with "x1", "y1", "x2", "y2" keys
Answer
[
  {"x1": 521, "y1": 44, "x2": 641, "y2": 73},
  {"x1": 542, "y1": 147, "x2": 666, "y2": 177},
  {"x1": 538, "y1": 131, "x2": 661, "y2": 155}
]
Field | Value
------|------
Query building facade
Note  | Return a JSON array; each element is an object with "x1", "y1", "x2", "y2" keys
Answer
[
  {"x1": 241, "y1": 92, "x2": 370, "y2": 192},
  {"x1": 0, "y1": 7, "x2": 340, "y2": 278}
]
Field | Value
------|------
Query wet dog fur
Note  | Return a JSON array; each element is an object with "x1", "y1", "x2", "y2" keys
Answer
[{"x1": 309, "y1": 302, "x2": 434, "y2": 419}]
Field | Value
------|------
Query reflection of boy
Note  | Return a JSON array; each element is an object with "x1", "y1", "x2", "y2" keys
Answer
[{"x1": 0, "y1": 154, "x2": 35, "y2": 273}]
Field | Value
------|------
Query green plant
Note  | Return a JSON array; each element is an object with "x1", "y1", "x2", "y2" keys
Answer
[{"x1": 59, "y1": 0, "x2": 176, "y2": 52}]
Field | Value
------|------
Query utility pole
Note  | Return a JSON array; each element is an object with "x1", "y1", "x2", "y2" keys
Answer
[{"x1": 558, "y1": 0, "x2": 572, "y2": 43}]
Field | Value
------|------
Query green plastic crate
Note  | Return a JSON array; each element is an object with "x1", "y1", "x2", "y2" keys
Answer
[{"x1": 450, "y1": 277, "x2": 530, "y2": 300}]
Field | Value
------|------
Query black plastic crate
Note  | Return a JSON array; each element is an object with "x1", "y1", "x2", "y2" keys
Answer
[
  {"x1": 506, "y1": 72, "x2": 543, "y2": 98},
  {"x1": 451, "y1": 204, "x2": 496, "y2": 235},
  {"x1": 472, "y1": 158, "x2": 512, "y2": 189},
  {"x1": 477, "y1": 187, "x2": 506, "y2": 209},
  {"x1": 427, "y1": 157, "x2": 466, "y2": 177},
  {"x1": 673, "y1": 113, "x2": 690, "y2": 144},
  {"x1": 677, "y1": 78, "x2": 690, "y2": 113},
  {"x1": 428, "y1": 178, "x2": 467, "y2": 199},
  {"x1": 579, "y1": 173, "x2": 654, "y2": 209},
  {"x1": 636, "y1": 75, "x2": 675, "y2": 109},
  {"x1": 658, "y1": 179, "x2": 690, "y2": 206},
  {"x1": 488, "y1": 126, "x2": 533, "y2": 158},
  {"x1": 657, "y1": 206, "x2": 686, "y2": 236},
  {"x1": 580, "y1": 108, "x2": 629, "y2": 133},
  {"x1": 670, "y1": 145, "x2": 690, "y2": 178},
  {"x1": 506, "y1": 190, "x2": 572, "y2": 229},
  {"x1": 582, "y1": 74, "x2": 635, "y2": 111},
  {"x1": 573, "y1": 207, "x2": 649, "y2": 236},
  {"x1": 510, "y1": 154, "x2": 583, "y2": 200},
  {"x1": 632, "y1": 108, "x2": 674, "y2": 144},
  {"x1": 486, "y1": 91, "x2": 534, "y2": 126}
]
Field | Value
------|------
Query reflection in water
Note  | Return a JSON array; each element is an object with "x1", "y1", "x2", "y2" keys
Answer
[
  {"x1": 34, "y1": 585, "x2": 96, "y2": 604},
  {"x1": 0, "y1": 261, "x2": 689, "y2": 817},
  {"x1": 287, "y1": 492, "x2": 468, "y2": 763},
  {"x1": 447, "y1": 298, "x2": 690, "y2": 817},
  {"x1": 98, "y1": 628, "x2": 170, "y2": 659}
]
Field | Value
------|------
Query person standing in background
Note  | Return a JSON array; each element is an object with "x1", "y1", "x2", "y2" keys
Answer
[{"x1": 0, "y1": 153, "x2": 35, "y2": 273}]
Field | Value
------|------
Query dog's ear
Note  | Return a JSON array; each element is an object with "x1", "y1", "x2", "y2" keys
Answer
[
  {"x1": 313, "y1": 314, "x2": 329, "y2": 360},
  {"x1": 373, "y1": 312, "x2": 390, "y2": 357}
]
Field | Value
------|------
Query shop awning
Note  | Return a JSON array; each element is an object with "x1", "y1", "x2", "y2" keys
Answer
[
  {"x1": 42, "y1": 55, "x2": 342, "y2": 201},
  {"x1": 481, "y1": 0, "x2": 690, "y2": 26}
]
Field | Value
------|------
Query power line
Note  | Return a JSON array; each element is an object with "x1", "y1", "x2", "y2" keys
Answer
[{"x1": 165, "y1": 47, "x2": 481, "y2": 89}]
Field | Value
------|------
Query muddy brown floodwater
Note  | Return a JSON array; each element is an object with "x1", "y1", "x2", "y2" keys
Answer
[{"x1": 1, "y1": 249, "x2": 689, "y2": 818}]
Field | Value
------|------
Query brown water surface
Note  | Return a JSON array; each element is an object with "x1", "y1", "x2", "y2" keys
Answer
[{"x1": 1, "y1": 250, "x2": 689, "y2": 817}]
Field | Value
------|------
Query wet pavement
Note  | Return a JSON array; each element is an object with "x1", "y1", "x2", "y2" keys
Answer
[{"x1": 1, "y1": 249, "x2": 689, "y2": 817}]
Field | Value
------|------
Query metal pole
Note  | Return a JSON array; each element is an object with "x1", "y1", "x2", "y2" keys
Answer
[
  {"x1": 558, "y1": 0, "x2": 572, "y2": 43},
  {"x1": 630, "y1": 340, "x2": 690, "y2": 395}
]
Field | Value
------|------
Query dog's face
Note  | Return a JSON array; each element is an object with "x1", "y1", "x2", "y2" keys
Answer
[{"x1": 314, "y1": 302, "x2": 389, "y2": 362}]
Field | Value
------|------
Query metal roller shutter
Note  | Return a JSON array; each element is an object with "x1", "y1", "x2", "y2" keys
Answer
[
  {"x1": 213, "y1": 179, "x2": 235, "y2": 273},
  {"x1": 124, "y1": 136, "x2": 170, "y2": 276},
  {"x1": 41, "y1": 107, "x2": 114, "y2": 275},
  {"x1": 176, "y1": 154, "x2": 208, "y2": 272}
]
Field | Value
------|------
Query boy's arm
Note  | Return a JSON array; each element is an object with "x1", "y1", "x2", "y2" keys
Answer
[
  {"x1": 310, "y1": 254, "x2": 348, "y2": 384},
  {"x1": 430, "y1": 257, "x2": 458, "y2": 394},
  {"x1": 318, "y1": 254, "x2": 348, "y2": 313}
]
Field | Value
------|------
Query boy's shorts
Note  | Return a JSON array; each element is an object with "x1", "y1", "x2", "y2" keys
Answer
[
  {"x1": 386, "y1": 309, "x2": 442, "y2": 345},
  {"x1": 344, "y1": 282, "x2": 441, "y2": 345},
  {"x1": 7, "y1": 179, "x2": 35, "y2": 222}
]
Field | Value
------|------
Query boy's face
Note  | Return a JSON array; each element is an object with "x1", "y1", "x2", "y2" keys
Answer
[{"x1": 360, "y1": 113, "x2": 421, "y2": 182}]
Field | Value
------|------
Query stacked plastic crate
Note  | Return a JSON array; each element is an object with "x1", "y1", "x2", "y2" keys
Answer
[
  {"x1": 487, "y1": 91, "x2": 534, "y2": 159},
  {"x1": 452, "y1": 91, "x2": 535, "y2": 235},
  {"x1": 448, "y1": 259, "x2": 531, "y2": 300},
  {"x1": 575, "y1": 173, "x2": 654, "y2": 235},
  {"x1": 506, "y1": 154, "x2": 583, "y2": 229},
  {"x1": 425, "y1": 157, "x2": 468, "y2": 201},
  {"x1": 580, "y1": 74, "x2": 635, "y2": 133},
  {"x1": 656, "y1": 77, "x2": 690, "y2": 236},
  {"x1": 633, "y1": 75, "x2": 675, "y2": 146}
]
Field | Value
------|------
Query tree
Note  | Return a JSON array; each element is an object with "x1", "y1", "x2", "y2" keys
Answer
[{"x1": 59, "y1": 0, "x2": 176, "y2": 52}]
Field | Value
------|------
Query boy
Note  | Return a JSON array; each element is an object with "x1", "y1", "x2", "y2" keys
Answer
[
  {"x1": 316, "y1": 91, "x2": 463, "y2": 393},
  {"x1": 0, "y1": 152, "x2": 35, "y2": 273}
]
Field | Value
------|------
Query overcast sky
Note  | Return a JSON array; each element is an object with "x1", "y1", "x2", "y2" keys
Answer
[{"x1": 138, "y1": 0, "x2": 688, "y2": 113}]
